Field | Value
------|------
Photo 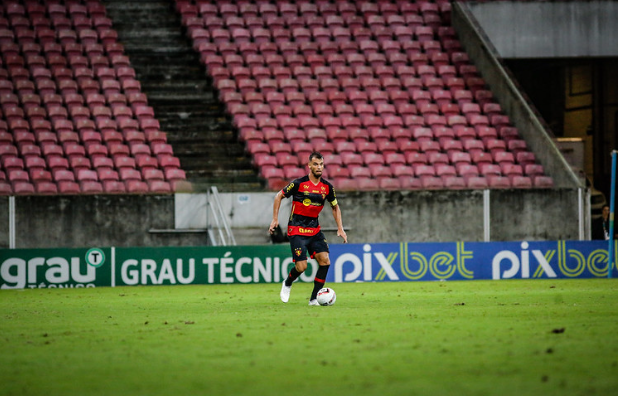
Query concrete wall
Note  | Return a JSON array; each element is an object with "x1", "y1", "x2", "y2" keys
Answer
[
  {"x1": 0, "y1": 189, "x2": 583, "y2": 249},
  {"x1": 465, "y1": 1, "x2": 618, "y2": 58},
  {"x1": 243, "y1": 189, "x2": 582, "y2": 243},
  {"x1": 0, "y1": 195, "x2": 208, "y2": 249},
  {"x1": 452, "y1": 2, "x2": 582, "y2": 189}
]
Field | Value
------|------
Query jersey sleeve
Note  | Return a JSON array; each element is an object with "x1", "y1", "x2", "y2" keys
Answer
[
  {"x1": 326, "y1": 182, "x2": 338, "y2": 207},
  {"x1": 281, "y1": 179, "x2": 298, "y2": 198}
]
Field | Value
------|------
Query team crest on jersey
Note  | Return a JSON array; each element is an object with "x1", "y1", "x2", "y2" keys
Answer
[{"x1": 294, "y1": 248, "x2": 302, "y2": 257}]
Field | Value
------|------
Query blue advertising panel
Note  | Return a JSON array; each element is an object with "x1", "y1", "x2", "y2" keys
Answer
[{"x1": 328, "y1": 241, "x2": 614, "y2": 282}]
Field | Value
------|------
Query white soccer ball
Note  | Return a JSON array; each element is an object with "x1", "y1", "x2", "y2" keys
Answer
[{"x1": 316, "y1": 287, "x2": 336, "y2": 306}]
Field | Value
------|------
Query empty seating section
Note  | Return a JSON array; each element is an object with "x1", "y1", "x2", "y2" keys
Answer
[
  {"x1": 177, "y1": 0, "x2": 553, "y2": 191},
  {"x1": 0, "y1": 0, "x2": 187, "y2": 195}
]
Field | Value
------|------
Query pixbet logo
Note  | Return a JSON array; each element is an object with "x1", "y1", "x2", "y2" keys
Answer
[
  {"x1": 333, "y1": 243, "x2": 474, "y2": 282},
  {"x1": 334, "y1": 244, "x2": 399, "y2": 282},
  {"x1": 492, "y1": 242, "x2": 557, "y2": 280},
  {"x1": 492, "y1": 241, "x2": 612, "y2": 279}
]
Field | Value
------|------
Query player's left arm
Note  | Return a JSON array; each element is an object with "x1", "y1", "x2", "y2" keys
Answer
[
  {"x1": 326, "y1": 184, "x2": 347, "y2": 243},
  {"x1": 331, "y1": 203, "x2": 347, "y2": 243}
]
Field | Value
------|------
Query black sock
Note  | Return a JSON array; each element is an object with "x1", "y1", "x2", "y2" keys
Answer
[
  {"x1": 310, "y1": 265, "x2": 330, "y2": 300},
  {"x1": 285, "y1": 267, "x2": 302, "y2": 287}
]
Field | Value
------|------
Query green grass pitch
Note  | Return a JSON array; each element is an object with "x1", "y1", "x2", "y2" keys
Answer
[{"x1": 1, "y1": 279, "x2": 618, "y2": 396}]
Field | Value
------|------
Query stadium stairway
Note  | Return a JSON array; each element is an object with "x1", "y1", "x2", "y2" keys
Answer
[{"x1": 102, "y1": 0, "x2": 263, "y2": 192}]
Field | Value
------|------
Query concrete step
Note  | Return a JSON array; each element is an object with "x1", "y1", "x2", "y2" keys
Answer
[
  {"x1": 103, "y1": 1, "x2": 174, "y2": 18},
  {"x1": 164, "y1": 128, "x2": 234, "y2": 139},
  {"x1": 142, "y1": 80, "x2": 214, "y2": 93},
  {"x1": 159, "y1": 123, "x2": 231, "y2": 136},
  {"x1": 159, "y1": 118, "x2": 231, "y2": 132},
  {"x1": 102, "y1": 0, "x2": 262, "y2": 191},
  {"x1": 156, "y1": 108, "x2": 225, "y2": 118},
  {"x1": 172, "y1": 139, "x2": 245, "y2": 152},
  {"x1": 128, "y1": 50, "x2": 200, "y2": 65},
  {"x1": 135, "y1": 66, "x2": 205, "y2": 82},
  {"x1": 147, "y1": 92, "x2": 220, "y2": 105}
]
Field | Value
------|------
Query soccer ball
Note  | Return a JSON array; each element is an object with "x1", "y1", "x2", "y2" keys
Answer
[{"x1": 316, "y1": 287, "x2": 336, "y2": 306}]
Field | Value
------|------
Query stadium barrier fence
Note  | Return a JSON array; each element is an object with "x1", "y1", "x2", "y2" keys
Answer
[{"x1": 1, "y1": 241, "x2": 615, "y2": 289}]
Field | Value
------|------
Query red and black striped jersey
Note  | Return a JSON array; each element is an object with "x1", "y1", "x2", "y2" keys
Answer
[{"x1": 281, "y1": 175, "x2": 338, "y2": 237}]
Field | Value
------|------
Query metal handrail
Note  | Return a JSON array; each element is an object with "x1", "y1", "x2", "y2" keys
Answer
[{"x1": 206, "y1": 186, "x2": 236, "y2": 246}]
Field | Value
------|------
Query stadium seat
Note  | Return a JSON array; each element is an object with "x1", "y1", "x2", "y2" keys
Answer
[
  {"x1": 334, "y1": 178, "x2": 358, "y2": 191},
  {"x1": 357, "y1": 177, "x2": 379, "y2": 191},
  {"x1": 125, "y1": 179, "x2": 149, "y2": 193},
  {"x1": 516, "y1": 152, "x2": 537, "y2": 166},
  {"x1": 379, "y1": 178, "x2": 402, "y2": 191},
  {"x1": 391, "y1": 164, "x2": 415, "y2": 178},
  {"x1": 148, "y1": 180, "x2": 172, "y2": 193},
  {"x1": 35, "y1": 181, "x2": 58, "y2": 194},
  {"x1": 400, "y1": 177, "x2": 422, "y2": 190},
  {"x1": 511, "y1": 176, "x2": 533, "y2": 189},
  {"x1": 466, "y1": 176, "x2": 489, "y2": 189},
  {"x1": 369, "y1": 165, "x2": 393, "y2": 179},
  {"x1": 501, "y1": 163, "x2": 524, "y2": 178},
  {"x1": 478, "y1": 163, "x2": 502, "y2": 177},
  {"x1": 0, "y1": 182, "x2": 13, "y2": 195},
  {"x1": 421, "y1": 176, "x2": 444, "y2": 190},
  {"x1": 533, "y1": 176, "x2": 554, "y2": 188},
  {"x1": 443, "y1": 176, "x2": 467, "y2": 190},
  {"x1": 79, "y1": 180, "x2": 104, "y2": 193},
  {"x1": 12, "y1": 181, "x2": 35, "y2": 195},
  {"x1": 487, "y1": 176, "x2": 511, "y2": 189},
  {"x1": 524, "y1": 164, "x2": 545, "y2": 178}
]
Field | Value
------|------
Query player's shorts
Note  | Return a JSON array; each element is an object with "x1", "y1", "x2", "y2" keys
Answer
[{"x1": 288, "y1": 231, "x2": 329, "y2": 262}]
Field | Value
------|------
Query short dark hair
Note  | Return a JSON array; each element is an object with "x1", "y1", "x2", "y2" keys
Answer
[{"x1": 309, "y1": 151, "x2": 323, "y2": 162}]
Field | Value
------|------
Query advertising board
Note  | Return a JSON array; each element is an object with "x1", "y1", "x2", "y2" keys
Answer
[{"x1": 1, "y1": 241, "x2": 613, "y2": 289}]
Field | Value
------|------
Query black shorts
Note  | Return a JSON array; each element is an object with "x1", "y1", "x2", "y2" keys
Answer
[{"x1": 288, "y1": 231, "x2": 329, "y2": 262}]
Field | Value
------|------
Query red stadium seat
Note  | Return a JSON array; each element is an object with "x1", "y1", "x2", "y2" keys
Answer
[
  {"x1": 35, "y1": 181, "x2": 58, "y2": 194},
  {"x1": 466, "y1": 176, "x2": 489, "y2": 189},
  {"x1": 511, "y1": 176, "x2": 533, "y2": 189},
  {"x1": 487, "y1": 176, "x2": 511, "y2": 189},
  {"x1": 78, "y1": 180, "x2": 103, "y2": 193},
  {"x1": 12, "y1": 181, "x2": 35, "y2": 195},
  {"x1": 125, "y1": 180, "x2": 149, "y2": 193},
  {"x1": 421, "y1": 176, "x2": 444, "y2": 190},
  {"x1": 400, "y1": 177, "x2": 422, "y2": 190},
  {"x1": 379, "y1": 178, "x2": 402, "y2": 191},
  {"x1": 148, "y1": 180, "x2": 172, "y2": 193},
  {"x1": 335, "y1": 178, "x2": 358, "y2": 191},
  {"x1": 533, "y1": 176, "x2": 554, "y2": 188},
  {"x1": 0, "y1": 180, "x2": 12, "y2": 195},
  {"x1": 391, "y1": 164, "x2": 414, "y2": 178},
  {"x1": 443, "y1": 176, "x2": 467, "y2": 190}
]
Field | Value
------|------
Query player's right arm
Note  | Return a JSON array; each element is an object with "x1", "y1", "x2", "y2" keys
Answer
[
  {"x1": 269, "y1": 190, "x2": 284, "y2": 234},
  {"x1": 270, "y1": 180, "x2": 298, "y2": 234}
]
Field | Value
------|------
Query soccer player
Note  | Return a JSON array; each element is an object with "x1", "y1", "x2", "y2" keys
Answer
[{"x1": 269, "y1": 151, "x2": 347, "y2": 305}]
